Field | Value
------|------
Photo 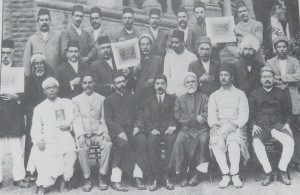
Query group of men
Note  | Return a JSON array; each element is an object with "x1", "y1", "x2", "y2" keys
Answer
[{"x1": 0, "y1": 0, "x2": 299, "y2": 194}]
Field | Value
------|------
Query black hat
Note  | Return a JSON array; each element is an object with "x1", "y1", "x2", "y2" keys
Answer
[
  {"x1": 72, "y1": 5, "x2": 84, "y2": 14},
  {"x1": 123, "y1": 7, "x2": 134, "y2": 15},
  {"x1": 113, "y1": 70, "x2": 125, "y2": 80},
  {"x1": 67, "y1": 40, "x2": 80, "y2": 49},
  {"x1": 194, "y1": 1, "x2": 206, "y2": 10},
  {"x1": 220, "y1": 62, "x2": 234, "y2": 76},
  {"x1": 90, "y1": 7, "x2": 102, "y2": 17},
  {"x1": 81, "y1": 69, "x2": 95, "y2": 80},
  {"x1": 2, "y1": 40, "x2": 14, "y2": 49},
  {"x1": 236, "y1": 1, "x2": 247, "y2": 10},
  {"x1": 149, "y1": 8, "x2": 161, "y2": 17},
  {"x1": 172, "y1": 29, "x2": 184, "y2": 42},
  {"x1": 260, "y1": 66, "x2": 275, "y2": 75},
  {"x1": 38, "y1": 8, "x2": 50, "y2": 17},
  {"x1": 176, "y1": 6, "x2": 188, "y2": 16},
  {"x1": 98, "y1": 36, "x2": 110, "y2": 45}
]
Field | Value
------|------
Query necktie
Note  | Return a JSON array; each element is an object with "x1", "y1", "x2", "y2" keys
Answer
[{"x1": 158, "y1": 96, "x2": 163, "y2": 111}]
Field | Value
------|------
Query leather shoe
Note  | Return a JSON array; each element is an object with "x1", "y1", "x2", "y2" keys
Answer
[
  {"x1": 278, "y1": 171, "x2": 291, "y2": 185},
  {"x1": 13, "y1": 179, "x2": 30, "y2": 188},
  {"x1": 134, "y1": 178, "x2": 146, "y2": 190},
  {"x1": 111, "y1": 182, "x2": 128, "y2": 192},
  {"x1": 188, "y1": 170, "x2": 203, "y2": 186},
  {"x1": 59, "y1": 178, "x2": 69, "y2": 193},
  {"x1": 82, "y1": 178, "x2": 92, "y2": 192},
  {"x1": 165, "y1": 178, "x2": 174, "y2": 190},
  {"x1": 149, "y1": 180, "x2": 159, "y2": 191},
  {"x1": 180, "y1": 178, "x2": 188, "y2": 187},
  {"x1": 262, "y1": 172, "x2": 274, "y2": 186},
  {"x1": 37, "y1": 186, "x2": 45, "y2": 195},
  {"x1": 98, "y1": 174, "x2": 108, "y2": 190}
]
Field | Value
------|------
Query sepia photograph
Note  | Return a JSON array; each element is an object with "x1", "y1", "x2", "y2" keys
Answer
[{"x1": 0, "y1": 0, "x2": 300, "y2": 195}]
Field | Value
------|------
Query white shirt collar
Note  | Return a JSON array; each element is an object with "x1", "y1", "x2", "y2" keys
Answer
[
  {"x1": 156, "y1": 93, "x2": 165, "y2": 102},
  {"x1": 124, "y1": 28, "x2": 133, "y2": 34},
  {"x1": 73, "y1": 24, "x2": 82, "y2": 35},
  {"x1": 93, "y1": 26, "x2": 102, "y2": 41},
  {"x1": 220, "y1": 84, "x2": 234, "y2": 92},
  {"x1": 41, "y1": 31, "x2": 48, "y2": 40},
  {"x1": 263, "y1": 87, "x2": 273, "y2": 92},
  {"x1": 1, "y1": 62, "x2": 12, "y2": 69},
  {"x1": 68, "y1": 60, "x2": 78, "y2": 73},
  {"x1": 279, "y1": 59, "x2": 287, "y2": 75},
  {"x1": 201, "y1": 60, "x2": 210, "y2": 73},
  {"x1": 105, "y1": 58, "x2": 113, "y2": 69},
  {"x1": 150, "y1": 26, "x2": 158, "y2": 39}
]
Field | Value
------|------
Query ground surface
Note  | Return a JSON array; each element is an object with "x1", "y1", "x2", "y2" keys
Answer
[{"x1": 1, "y1": 146, "x2": 300, "y2": 195}]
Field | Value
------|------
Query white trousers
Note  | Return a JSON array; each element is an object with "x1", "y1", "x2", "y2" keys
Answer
[
  {"x1": 212, "y1": 141, "x2": 241, "y2": 175},
  {"x1": 253, "y1": 129, "x2": 294, "y2": 173},
  {"x1": 111, "y1": 164, "x2": 143, "y2": 183},
  {"x1": 0, "y1": 137, "x2": 26, "y2": 182}
]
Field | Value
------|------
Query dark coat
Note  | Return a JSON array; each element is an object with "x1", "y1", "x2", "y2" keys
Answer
[
  {"x1": 146, "y1": 28, "x2": 170, "y2": 59},
  {"x1": 113, "y1": 27, "x2": 140, "y2": 42},
  {"x1": 188, "y1": 59, "x2": 220, "y2": 96},
  {"x1": 144, "y1": 93, "x2": 176, "y2": 134},
  {"x1": 233, "y1": 58, "x2": 263, "y2": 97},
  {"x1": 54, "y1": 61, "x2": 90, "y2": 99}
]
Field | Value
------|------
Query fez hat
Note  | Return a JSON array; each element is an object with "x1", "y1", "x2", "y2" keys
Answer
[
  {"x1": 272, "y1": 36, "x2": 289, "y2": 48},
  {"x1": 172, "y1": 29, "x2": 184, "y2": 42},
  {"x1": 176, "y1": 6, "x2": 188, "y2": 16},
  {"x1": 220, "y1": 62, "x2": 234, "y2": 76},
  {"x1": 194, "y1": 1, "x2": 206, "y2": 10},
  {"x1": 197, "y1": 36, "x2": 212, "y2": 48},
  {"x1": 113, "y1": 70, "x2": 125, "y2": 80},
  {"x1": 236, "y1": 1, "x2": 248, "y2": 10},
  {"x1": 149, "y1": 8, "x2": 161, "y2": 17},
  {"x1": 123, "y1": 7, "x2": 134, "y2": 15},
  {"x1": 90, "y1": 7, "x2": 102, "y2": 16},
  {"x1": 67, "y1": 40, "x2": 80, "y2": 49},
  {"x1": 72, "y1": 5, "x2": 84, "y2": 14},
  {"x1": 2, "y1": 40, "x2": 14, "y2": 49},
  {"x1": 260, "y1": 66, "x2": 275, "y2": 75},
  {"x1": 38, "y1": 8, "x2": 50, "y2": 17},
  {"x1": 98, "y1": 36, "x2": 110, "y2": 45}
]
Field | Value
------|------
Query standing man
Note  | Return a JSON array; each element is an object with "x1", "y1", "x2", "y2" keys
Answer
[
  {"x1": 169, "y1": 72, "x2": 210, "y2": 187},
  {"x1": 234, "y1": 1, "x2": 265, "y2": 64},
  {"x1": 250, "y1": 66, "x2": 294, "y2": 186},
  {"x1": 144, "y1": 74, "x2": 176, "y2": 191},
  {"x1": 89, "y1": 7, "x2": 108, "y2": 45},
  {"x1": 164, "y1": 30, "x2": 197, "y2": 97},
  {"x1": 28, "y1": 78, "x2": 77, "y2": 194},
  {"x1": 189, "y1": 36, "x2": 220, "y2": 96},
  {"x1": 208, "y1": 63, "x2": 249, "y2": 188},
  {"x1": 73, "y1": 74, "x2": 112, "y2": 192},
  {"x1": 0, "y1": 40, "x2": 30, "y2": 188},
  {"x1": 61, "y1": 5, "x2": 96, "y2": 63},
  {"x1": 173, "y1": 7, "x2": 193, "y2": 53},
  {"x1": 266, "y1": 36, "x2": 300, "y2": 166},
  {"x1": 234, "y1": 35, "x2": 264, "y2": 97},
  {"x1": 133, "y1": 34, "x2": 163, "y2": 106},
  {"x1": 114, "y1": 8, "x2": 140, "y2": 42},
  {"x1": 146, "y1": 8, "x2": 169, "y2": 59},
  {"x1": 55, "y1": 41, "x2": 90, "y2": 99},
  {"x1": 104, "y1": 70, "x2": 149, "y2": 191},
  {"x1": 23, "y1": 8, "x2": 61, "y2": 76},
  {"x1": 271, "y1": 2, "x2": 290, "y2": 40}
]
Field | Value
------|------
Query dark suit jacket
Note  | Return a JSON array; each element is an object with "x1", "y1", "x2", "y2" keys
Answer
[
  {"x1": 60, "y1": 25, "x2": 96, "y2": 62},
  {"x1": 144, "y1": 93, "x2": 176, "y2": 134},
  {"x1": 233, "y1": 58, "x2": 263, "y2": 97},
  {"x1": 188, "y1": 59, "x2": 220, "y2": 96},
  {"x1": 146, "y1": 28, "x2": 170, "y2": 59},
  {"x1": 55, "y1": 61, "x2": 90, "y2": 99}
]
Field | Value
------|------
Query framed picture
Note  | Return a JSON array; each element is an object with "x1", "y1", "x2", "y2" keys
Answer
[
  {"x1": 205, "y1": 16, "x2": 236, "y2": 44},
  {"x1": 111, "y1": 38, "x2": 141, "y2": 69},
  {"x1": 0, "y1": 67, "x2": 24, "y2": 94},
  {"x1": 55, "y1": 109, "x2": 66, "y2": 124}
]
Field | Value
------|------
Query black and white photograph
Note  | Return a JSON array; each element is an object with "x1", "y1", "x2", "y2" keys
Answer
[{"x1": 0, "y1": 0, "x2": 299, "y2": 195}]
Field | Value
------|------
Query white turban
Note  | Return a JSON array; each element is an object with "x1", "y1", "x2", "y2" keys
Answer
[
  {"x1": 138, "y1": 33, "x2": 153, "y2": 44},
  {"x1": 183, "y1": 72, "x2": 197, "y2": 83},
  {"x1": 30, "y1": 53, "x2": 46, "y2": 64},
  {"x1": 42, "y1": 77, "x2": 59, "y2": 89},
  {"x1": 240, "y1": 35, "x2": 260, "y2": 52}
]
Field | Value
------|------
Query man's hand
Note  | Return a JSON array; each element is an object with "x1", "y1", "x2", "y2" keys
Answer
[
  {"x1": 199, "y1": 74, "x2": 215, "y2": 82},
  {"x1": 36, "y1": 141, "x2": 46, "y2": 151},
  {"x1": 252, "y1": 125, "x2": 262, "y2": 136},
  {"x1": 165, "y1": 126, "x2": 176, "y2": 135},
  {"x1": 58, "y1": 123, "x2": 70, "y2": 131},
  {"x1": 145, "y1": 79, "x2": 154, "y2": 87},
  {"x1": 227, "y1": 123, "x2": 238, "y2": 135},
  {"x1": 71, "y1": 77, "x2": 81, "y2": 86},
  {"x1": 118, "y1": 132, "x2": 128, "y2": 141},
  {"x1": 1, "y1": 93, "x2": 19, "y2": 101},
  {"x1": 196, "y1": 115, "x2": 205, "y2": 124},
  {"x1": 119, "y1": 37, "x2": 126, "y2": 42},
  {"x1": 132, "y1": 127, "x2": 140, "y2": 136},
  {"x1": 122, "y1": 68, "x2": 130, "y2": 76},
  {"x1": 80, "y1": 57, "x2": 89, "y2": 63},
  {"x1": 78, "y1": 135, "x2": 86, "y2": 148},
  {"x1": 103, "y1": 132, "x2": 111, "y2": 141},
  {"x1": 283, "y1": 124, "x2": 293, "y2": 135},
  {"x1": 151, "y1": 129, "x2": 160, "y2": 135},
  {"x1": 210, "y1": 125, "x2": 219, "y2": 137}
]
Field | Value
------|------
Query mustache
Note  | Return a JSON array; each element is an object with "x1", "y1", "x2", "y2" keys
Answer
[
  {"x1": 179, "y1": 20, "x2": 187, "y2": 24},
  {"x1": 264, "y1": 81, "x2": 271, "y2": 84}
]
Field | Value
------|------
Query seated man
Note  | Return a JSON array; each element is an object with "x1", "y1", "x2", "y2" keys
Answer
[
  {"x1": 28, "y1": 77, "x2": 77, "y2": 194},
  {"x1": 169, "y1": 72, "x2": 210, "y2": 187},
  {"x1": 104, "y1": 70, "x2": 149, "y2": 191},
  {"x1": 208, "y1": 64, "x2": 249, "y2": 188},
  {"x1": 72, "y1": 73, "x2": 113, "y2": 192},
  {"x1": 250, "y1": 66, "x2": 294, "y2": 186},
  {"x1": 144, "y1": 74, "x2": 176, "y2": 191}
]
